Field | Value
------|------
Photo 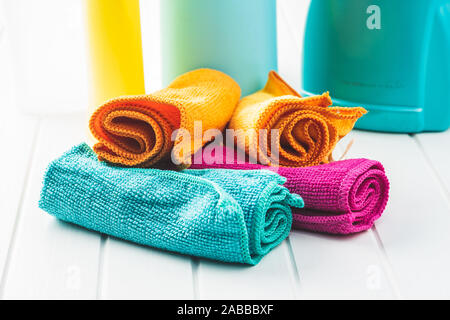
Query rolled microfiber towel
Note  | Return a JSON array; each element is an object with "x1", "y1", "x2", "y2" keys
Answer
[
  {"x1": 228, "y1": 71, "x2": 367, "y2": 167},
  {"x1": 190, "y1": 147, "x2": 390, "y2": 235},
  {"x1": 89, "y1": 68, "x2": 241, "y2": 168},
  {"x1": 39, "y1": 143, "x2": 303, "y2": 265}
]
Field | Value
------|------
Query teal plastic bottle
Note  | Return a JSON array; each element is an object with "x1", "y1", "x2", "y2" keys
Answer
[
  {"x1": 302, "y1": 0, "x2": 450, "y2": 133},
  {"x1": 160, "y1": 0, "x2": 277, "y2": 96}
]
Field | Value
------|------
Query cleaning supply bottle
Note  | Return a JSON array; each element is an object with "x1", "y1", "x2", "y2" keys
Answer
[
  {"x1": 160, "y1": 0, "x2": 278, "y2": 96},
  {"x1": 85, "y1": 0, "x2": 146, "y2": 141},
  {"x1": 302, "y1": 0, "x2": 450, "y2": 133}
]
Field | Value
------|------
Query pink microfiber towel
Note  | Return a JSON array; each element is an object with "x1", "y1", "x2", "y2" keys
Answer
[{"x1": 190, "y1": 147, "x2": 390, "y2": 235}]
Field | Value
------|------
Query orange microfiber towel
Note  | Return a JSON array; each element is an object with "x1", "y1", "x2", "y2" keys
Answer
[
  {"x1": 90, "y1": 69, "x2": 241, "y2": 167},
  {"x1": 228, "y1": 71, "x2": 367, "y2": 167}
]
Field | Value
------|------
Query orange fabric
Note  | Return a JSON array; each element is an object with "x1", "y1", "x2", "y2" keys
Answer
[
  {"x1": 90, "y1": 69, "x2": 241, "y2": 167},
  {"x1": 228, "y1": 71, "x2": 367, "y2": 167}
]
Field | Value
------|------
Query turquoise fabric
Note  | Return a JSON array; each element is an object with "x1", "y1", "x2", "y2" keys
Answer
[
  {"x1": 39, "y1": 144, "x2": 303, "y2": 265},
  {"x1": 303, "y1": 0, "x2": 450, "y2": 132}
]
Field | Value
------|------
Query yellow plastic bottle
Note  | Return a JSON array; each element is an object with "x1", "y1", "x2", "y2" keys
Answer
[{"x1": 85, "y1": 0, "x2": 145, "y2": 143}]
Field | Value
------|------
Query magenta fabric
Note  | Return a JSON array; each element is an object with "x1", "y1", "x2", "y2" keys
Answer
[{"x1": 190, "y1": 147, "x2": 390, "y2": 235}]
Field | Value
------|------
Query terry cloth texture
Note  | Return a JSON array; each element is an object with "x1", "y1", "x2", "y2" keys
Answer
[
  {"x1": 39, "y1": 143, "x2": 303, "y2": 265},
  {"x1": 190, "y1": 146, "x2": 389, "y2": 235},
  {"x1": 89, "y1": 68, "x2": 241, "y2": 168},
  {"x1": 228, "y1": 71, "x2": 367, "y2": 167}
]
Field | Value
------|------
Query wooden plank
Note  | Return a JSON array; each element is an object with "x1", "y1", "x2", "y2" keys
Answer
[
  {"x1": 99, "y1": 237, "x2": 194, "y2": 300},
  {"x1": 415, "y1": 131, "x2": 450, "y2": 197},
  {"x1": 2, "y1": 114, "x2": 102, "y2": 299},
  {"x1": 342, "y1": 130, "x2": 450, "y2": 299},
  {"x1": 0, "y1": 112, "x2": 38, "y2": 289},
  {"x1": 196, "y1": 242, "x2": 298, "y2": 300},
  {"x1": 0, "y1": 21, "x2": 40, "y2": 290},
  {"x1": 290, "y1": 231, "x2": 395, "y2": 299}
]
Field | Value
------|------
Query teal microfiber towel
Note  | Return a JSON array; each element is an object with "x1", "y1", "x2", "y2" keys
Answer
[{"x1": 39, "y1": 144, "x2": 303, "y2": 265}]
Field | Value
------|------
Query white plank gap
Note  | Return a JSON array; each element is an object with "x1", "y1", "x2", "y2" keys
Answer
[
  {"x1": 371, "y1": 226, "x2": 403, "y2": 298},
  {"x1": 414, "y1": 132, "x2": 450, "y2": 199},
  {"x1": 342, "y1": 130, "x2": 450, "y2": 299},
  {"x1": 284, "y1": 237, "x2": 302, "y2": 296},
  {"x1": 278, "y1": 0, "x2": 310, "y2": 53},
  {"x1": 99, "y1": 236, "x2": 194, "y2": 300},
  {"x1": 289, "y1": 230, "x2": 395, "y2": 299},
  {"x1": 2, "y1": 114, "x2": 102, "y2": 299},
  {"x1": 191, "y1": 259, "x2": 200, "y2": 299},
  {"x1": 95, "y1": 235, "x2": 107, "y2": 299}
]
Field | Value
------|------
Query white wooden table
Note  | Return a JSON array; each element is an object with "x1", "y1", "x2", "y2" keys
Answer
[{"x1": 0, "y1": 0, "x2": 449, "y2": 300}]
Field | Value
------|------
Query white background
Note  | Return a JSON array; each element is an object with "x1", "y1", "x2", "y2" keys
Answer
[{"x1": 0, "y1": 0, "x2": 310, "y2": 114}]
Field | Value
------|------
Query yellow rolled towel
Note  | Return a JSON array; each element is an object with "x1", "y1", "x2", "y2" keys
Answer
[
  {"x1": 90, "y1": 69, "x2": 241, "y2": 168},
  {"x1": 228, "y1": 71, "x2": 367, "y2": 167}
]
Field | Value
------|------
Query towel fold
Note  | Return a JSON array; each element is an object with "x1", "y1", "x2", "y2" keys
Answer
[
  {"x1": 89, "y1": 68, "x2": 241, "y2": 168},
  {"x1": 39, "y1": 144, "x2": 303, "y2": 265},
  {"x1": 190, "y1": 147, "x2": 389, "y2": 235},
  {"x1": 228, "y1": 71, "x2": 367, "y2": 167}
]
